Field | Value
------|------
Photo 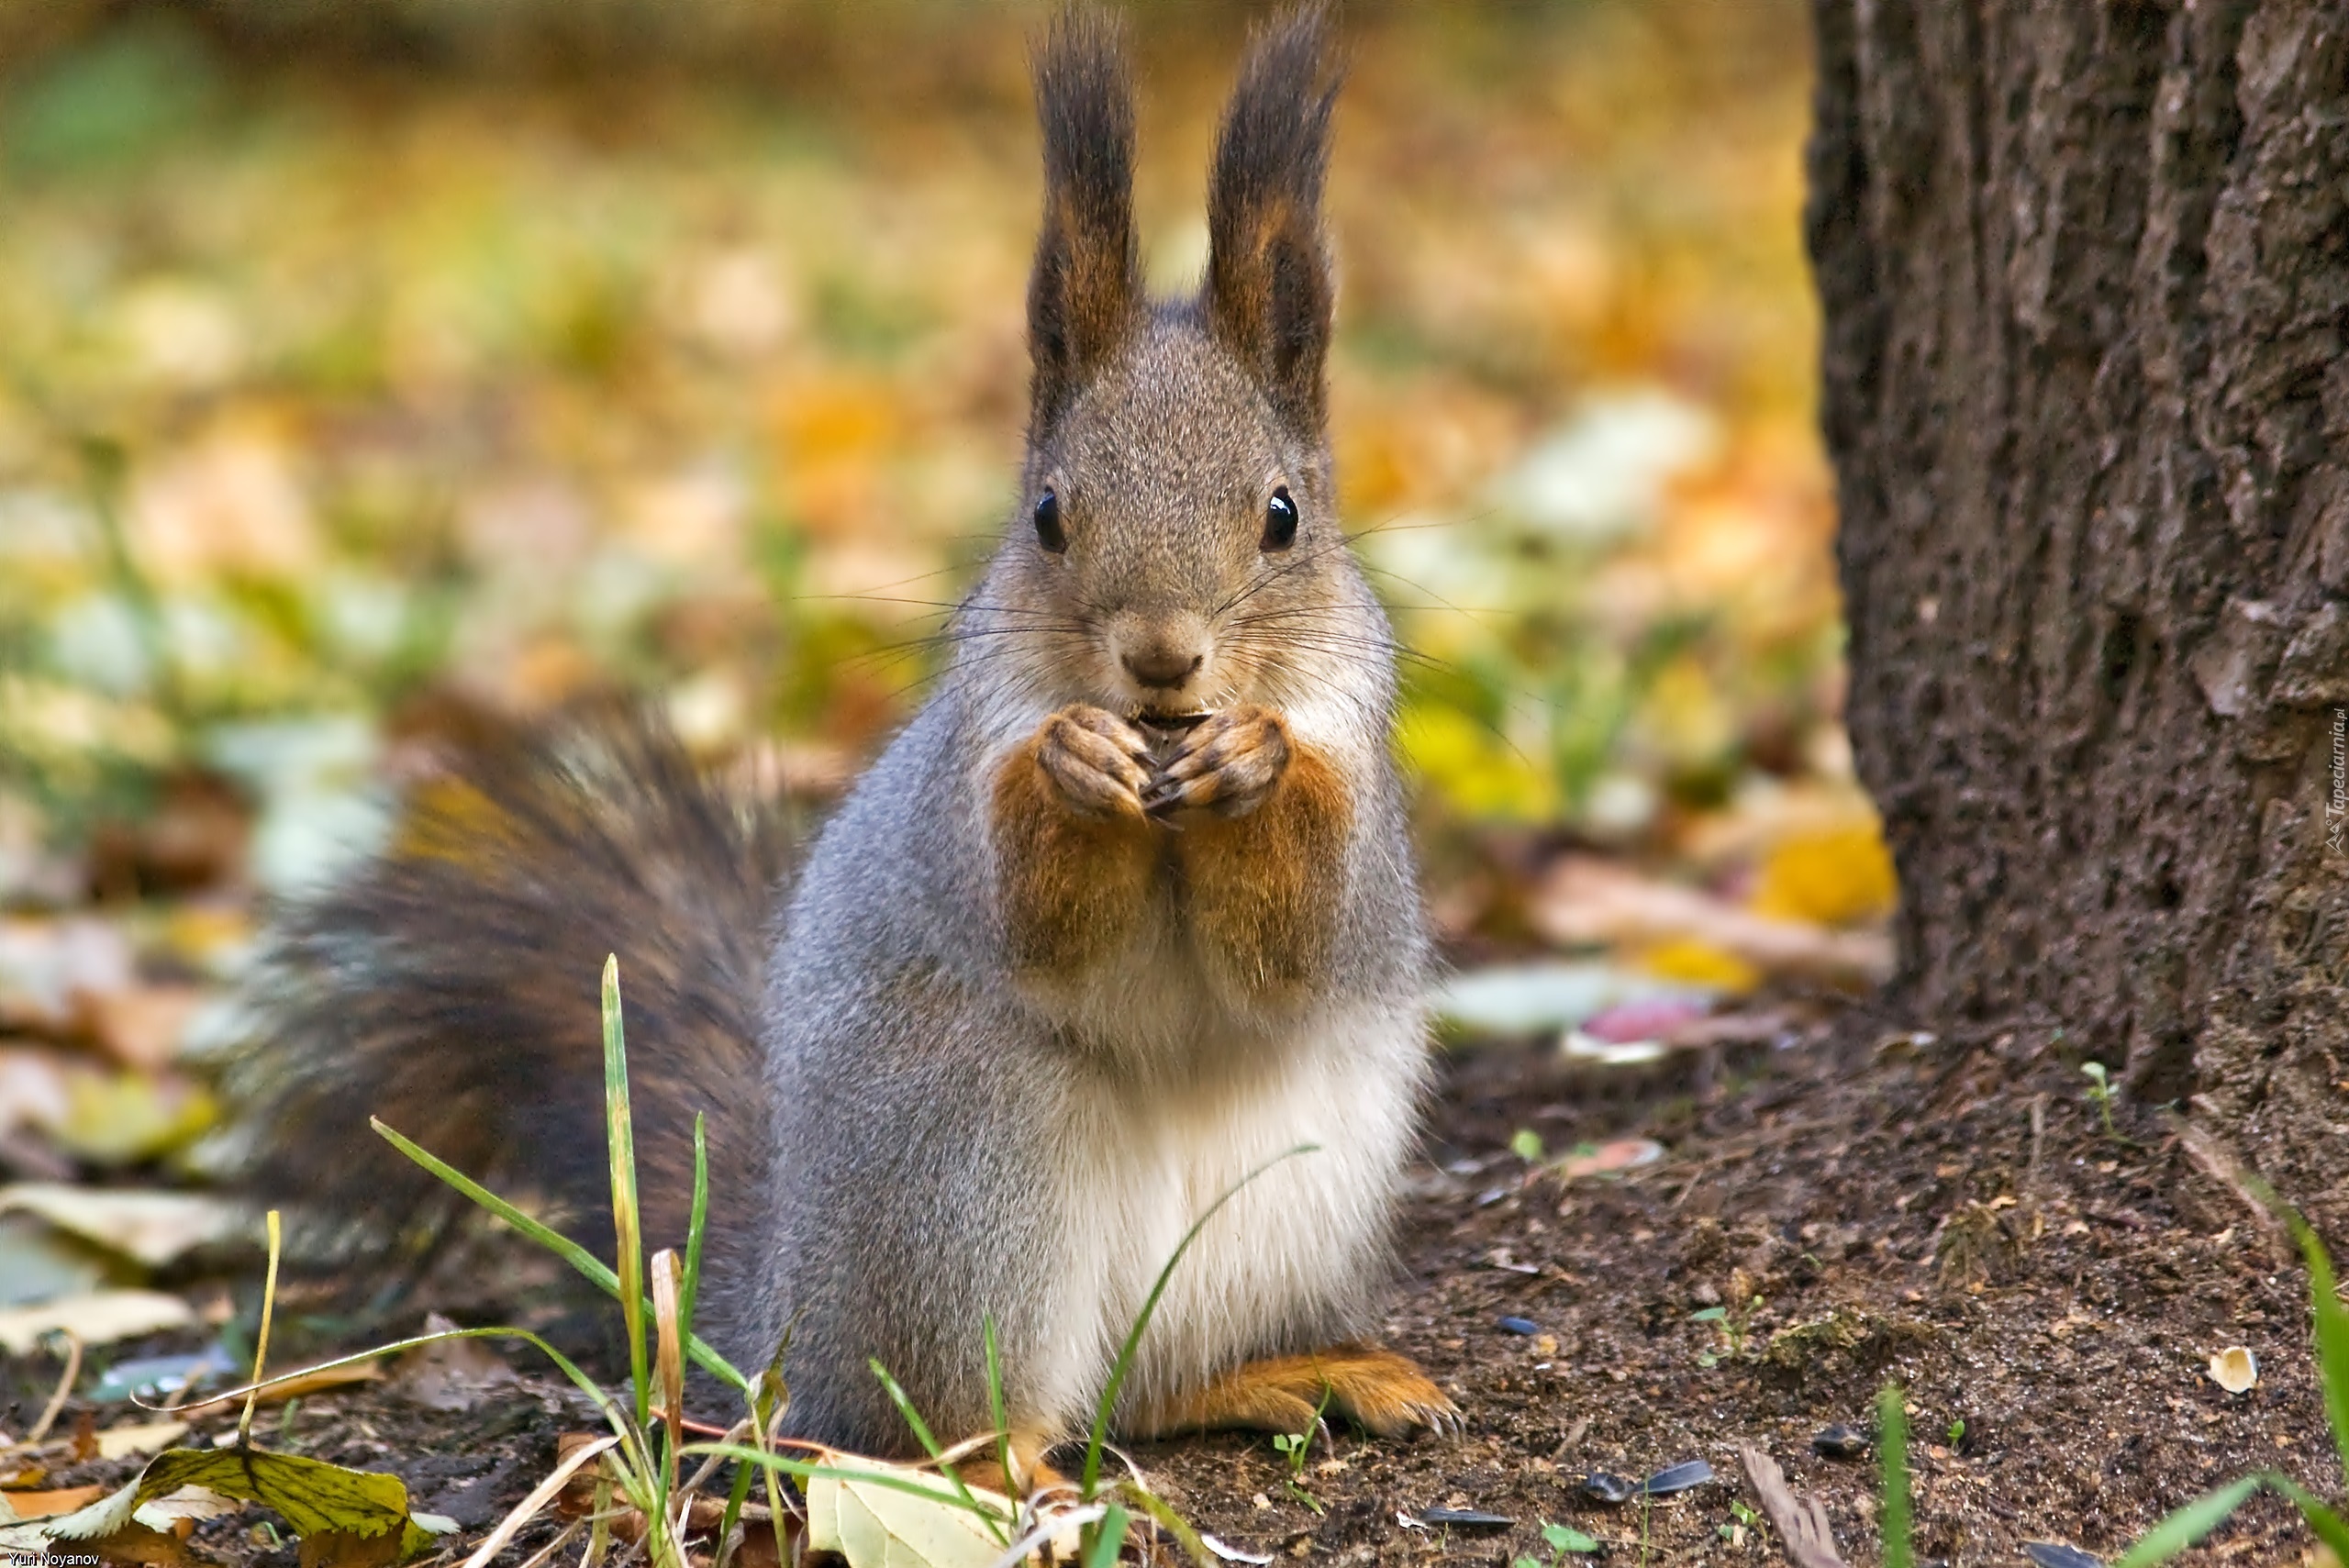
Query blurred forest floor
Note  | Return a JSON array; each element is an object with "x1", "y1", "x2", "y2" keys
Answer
[
  {"x1": 0, "y1": 0, "x2": 1892, "y2": 1181},
  {"x1": 18, "y1": 7, "x2": 2320, "y2": 1568}
]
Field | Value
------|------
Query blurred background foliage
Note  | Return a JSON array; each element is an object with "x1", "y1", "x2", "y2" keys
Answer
[{"x1": 0, "y1": 0, "x2": 1874, "y2": 970}]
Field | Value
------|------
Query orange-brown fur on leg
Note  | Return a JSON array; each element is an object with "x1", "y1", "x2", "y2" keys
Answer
[
  {"x1": 952, "y1": 1426, "x2": 1069, "y2": 1499},
  {"x1": 992, "y1": 706, "x2": 1158, "y2": 976},
  {"x1": 1158, "y1": 710, "x2": 1352, "y2": 997},
  {"x1": 1128, "y1": 1345, "x2": 1456, "y2": 1440}
]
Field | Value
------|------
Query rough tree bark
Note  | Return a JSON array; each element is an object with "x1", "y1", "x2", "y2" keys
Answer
[{"x1": 1808, "y1": 0, "x2": 2349, "y2": 1211}]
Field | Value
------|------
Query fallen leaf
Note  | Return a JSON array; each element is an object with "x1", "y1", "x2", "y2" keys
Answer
[
  {"x1": 1555, "y1": 1139, "x2": 1665, "y2": 1179},
  {"x1": 1748, "y1": 822, "x2": 1897, "y2": 928},
  {"x1": 802, "y1": 1451, "x2": 1045, "y2": 1568},
  {"x1": 0, "y1": 1487, "x2": 106, "y2": 1523},
  {"x1": 81, "y1": 985, "x2": 208, "y2": 1072},
  {"x1": 0, "y1": 1184, "x2": 240, "y2": 1269},
  {"x1": 1631, "y1": 937, "x2": 1763, "y2": 992},
  {"x1": 179, "y1": 1362, "x2": 384, "y2": 1411},
  {"x1": 1433, "y1": 962, "x2": 1705, "y2": 1036},
  {"x1": 0, "y1": 1211, "x2": 116, "y2": 1307},
  {"x1": 1576, "y1": 996, "x2": 1711, "y2": 1043},
  {"x1": 7, "y1": 1447, "x2": 455, "y2": 1563},
  {"x1": 2208, "y1": 1345, "x2": 2257, "y2": 1395},
  {"x1": 95, "y1": 1421, "x2": 193, "y2": 1461},
  {"x1": 1534, "y1": 857, "x2": 1892, "y2": 989},
  {"x1": 1559, "y1": 1031, "x2": 1666, "y2": 1068},
  {"x1": 56, "y1": 1067, "x2": 217, "y2": 1166},
  {"x1": 0, "y1": 1290, "x2": 195, "y2": 1354},
  {"x1": 69, "y1": 1521, "x2": 197, "y2": 1567},
  {"x1": 391, "y1": 1313, "x2": 519, "y2": 1411},
  {"x1": 0, "y1": 917, "x2": 134, "y2": 1036}
]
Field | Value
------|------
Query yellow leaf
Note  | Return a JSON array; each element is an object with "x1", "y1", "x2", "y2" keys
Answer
[
  {"x1": 1748, "y1": 822, "x2": 1897, "y2": 928},
  {"x1": 57, "y1": 1073, "x2": 216, "y2": 1166},
  {"x1": 1398, "y1": 704, "x2": 1552, "y2": 823},
  {"x1": 10, "y1": 1448, "x2": 454, "y2": 1563},
  {"x1": 1631, "y1": 938, "x2": 1760, "y2": 994},
  {"x1": 1638, "y1": 654, "x2": 1733, "y2": 770}
]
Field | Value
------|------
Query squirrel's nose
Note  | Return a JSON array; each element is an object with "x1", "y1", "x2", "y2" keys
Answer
[{"x1": 1121, "y1": 644, "x2": 1205, "y2": 689}]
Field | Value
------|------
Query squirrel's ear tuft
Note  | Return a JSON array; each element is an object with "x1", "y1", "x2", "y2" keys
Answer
[
  {"x1": 1028, "y1": 8, "x2": 1142, "y2": 436},
  {"x1": 1203, "y1": 4, "x2": 1341, "y2": 437}
]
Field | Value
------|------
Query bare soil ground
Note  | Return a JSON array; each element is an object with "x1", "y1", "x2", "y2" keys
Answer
[{"x1": 6, "y1": 1018, "x2": 2336, "y2": 1568}]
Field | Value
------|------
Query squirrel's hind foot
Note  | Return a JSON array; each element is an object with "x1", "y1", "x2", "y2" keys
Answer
[
  {"x1": 951, "y1": 1427, "x2": 1070, "y2": 1500},
  {"x1": 1129, "y1": 1344, "x2": 1460, "y2": 1441}
]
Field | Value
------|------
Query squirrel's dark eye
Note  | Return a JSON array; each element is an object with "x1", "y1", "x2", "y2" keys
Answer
[
  {"x1": 1033, "y1": 488, "x2": 1066, "y2": 553},
  {"x1": 1261, "y1": 486, "x2": 1298, "y2": 552}
]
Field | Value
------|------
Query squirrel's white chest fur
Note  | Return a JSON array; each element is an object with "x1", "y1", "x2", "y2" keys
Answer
[{"x1": 1031, "y1": 997, "x2": 1430, "y2": 1431}]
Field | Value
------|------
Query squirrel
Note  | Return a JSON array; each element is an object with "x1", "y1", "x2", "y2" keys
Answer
[{"x1": 222, "y1": 6, "x2": 1455, "y2": 1477}]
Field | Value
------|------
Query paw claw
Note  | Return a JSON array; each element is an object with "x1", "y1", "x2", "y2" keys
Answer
[{"x1": 1037, "y1": 706, "x2": 1153, "y2": 817}]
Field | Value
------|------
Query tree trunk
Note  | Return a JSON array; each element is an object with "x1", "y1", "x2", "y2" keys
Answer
[{"x1": 1808, "y1": 0, "x2": 2349, "y2": 1214}]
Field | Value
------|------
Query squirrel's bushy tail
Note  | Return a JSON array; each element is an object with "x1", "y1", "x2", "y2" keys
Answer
[{"x1": 217, "y1": 703, "x2": 788, "y2": 1282}]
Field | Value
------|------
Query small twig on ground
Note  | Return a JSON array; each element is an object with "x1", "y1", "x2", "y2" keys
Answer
[
  {"x1": 1738, "y1": 1444, "x2": 1846, "y2": 1568},
  {"x1": 2172, "y1": 1115, "x2": 2293, "y2": 1261},
  {"x1": 27, "y1": 1332, "x2": 81, "y2": 1444}
]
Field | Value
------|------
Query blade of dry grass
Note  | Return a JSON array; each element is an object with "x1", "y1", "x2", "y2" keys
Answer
[
  {"x1": 462, "y1": 1433, "x2": 621, "y2": 1568},
  {"x1": 26, "y1": 1332, "x2": 80, "y2": 1444},
  {"x1": 238, "y1": 1209, "x2": 282, "y2": 1448},
  {"x1": 604, "y1": 956, "x2": 650, "y2": 1429},
  {"x1": 651, "y1": 1250, "x2": 686, "y2": 1518}
]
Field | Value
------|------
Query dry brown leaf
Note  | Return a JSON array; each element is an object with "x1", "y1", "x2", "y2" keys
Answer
[
  {"x1": 390, "y1": 1314, "x2": 519, "y2": 1411},
  {"x1": 81, "y1": 986, "x2": 207, "y2": 1072},
  {"x1": 74, "y1": 1522, "x2": 198, "y2": 1568},
  {"x1": 175, "y1": 1362, "x2": 383, "y2": 1415},
  {"x1": 0, "y1": 1486, "x2": 106, "y2": 1522}
]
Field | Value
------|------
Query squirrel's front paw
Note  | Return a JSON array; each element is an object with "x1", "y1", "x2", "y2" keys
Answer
[
  {"x1": 1143, "y1": 706, "x2": 1291, "y2": 818},
  {"x1": 1036, "y1": 706, "x2": 1154, "y2": 818}
]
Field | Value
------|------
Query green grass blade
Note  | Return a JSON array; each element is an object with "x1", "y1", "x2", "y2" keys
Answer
[
  {"x1": 714, "y1": 1447, "x2": 759, "y2": 1568},
  {"x1": 1082, "y1": 1503, "x2": 1130, "y2": 1568},
  {"x1": 605, "y1": 955, "x2": 651, "y2": 1429},
  {"x1": 681, "y1": 1115, "x2": 709, "y2": 1349},
  {"x1": 369, "y1": 1117, "x2": 746, "y2": 1390},
  {"x1": 984, "y1": 1316, "x2": 1013, "y2": 1500},
  {"x1": 867, "y1": 1358, "x2": 1006, "y2": 1544},
  {"x1": 2287, "y1": 1217, "x2": 2349, "y2": 1491},
  {"x1": 1082, "y1": 1143, "x2": 1319, "y2": 1500},
  {"x1": 2267, "y1": 1476, "x2": 2349, "y2": 1560},
  {"x1": 1877, "y1": 1385, "x2": 1910, "y2": 1568},
  {"x1": 2110, "y1": 1474, "x2": 2265, "y2": 1567},
  {"x1": 1117, "y1": 1480, "x2": 1217, "y2": 1568}
]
